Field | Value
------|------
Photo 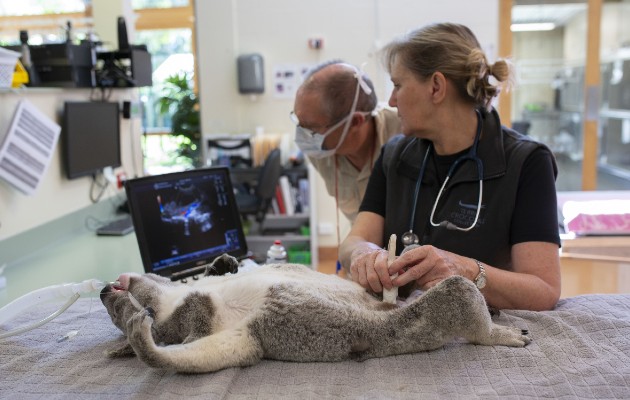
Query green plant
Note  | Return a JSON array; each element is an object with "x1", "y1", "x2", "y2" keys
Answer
[{"x1": 156, "y1": 72, "x2": 201, "y2": 167}]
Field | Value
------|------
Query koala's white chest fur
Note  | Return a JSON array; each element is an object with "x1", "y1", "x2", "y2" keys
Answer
[{"x1": 155, "y1": 265, "x2": 358, "y2": 331}]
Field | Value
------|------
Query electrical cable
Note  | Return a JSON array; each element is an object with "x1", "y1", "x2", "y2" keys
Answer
[{"x1": 89, "y1": 172, "x2": 109, "y2": 203}]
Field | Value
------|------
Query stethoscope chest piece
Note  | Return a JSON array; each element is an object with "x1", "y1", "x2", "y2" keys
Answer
[{"x1": 401, "y1": 231, "x2": 420, "y2": 247}]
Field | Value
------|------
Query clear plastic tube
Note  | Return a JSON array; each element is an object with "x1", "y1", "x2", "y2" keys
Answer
[{"x1": 0, "y1": 279, "x2": 107, "y2": 340}]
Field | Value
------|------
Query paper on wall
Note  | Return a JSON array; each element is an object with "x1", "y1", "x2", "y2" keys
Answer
[
  {"x1": 272, "y1": 63, "x2": 312, "y2": 99},
  {"x1": 0, "y1": 99, "x2": 61, "y2": 195}
]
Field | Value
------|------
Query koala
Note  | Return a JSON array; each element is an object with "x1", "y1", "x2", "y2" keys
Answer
[{"x1": 100, "y1": 254, "x2": 530, "y2": 373}]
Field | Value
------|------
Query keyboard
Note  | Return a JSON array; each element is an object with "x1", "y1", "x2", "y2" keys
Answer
[{"x1": 96, "y1": 215, "x2": 134, "y2": 236}]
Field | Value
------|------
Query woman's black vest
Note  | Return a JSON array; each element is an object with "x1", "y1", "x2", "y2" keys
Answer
[{"x1": 381, "y1": 108, "x2": 556, "y2": 270}]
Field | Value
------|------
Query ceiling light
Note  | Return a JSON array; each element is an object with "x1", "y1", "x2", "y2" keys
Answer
[{"x1": 511, "y1": 22, "x2": 556, "y2": 32}]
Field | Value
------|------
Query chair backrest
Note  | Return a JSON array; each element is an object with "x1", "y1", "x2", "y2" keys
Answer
[
  {"x1": 256, "y1": 148, "x2": 282, "y2": 201},
  {"x1": 206, "y1": 135, "x2": 253, "y2": 167}
]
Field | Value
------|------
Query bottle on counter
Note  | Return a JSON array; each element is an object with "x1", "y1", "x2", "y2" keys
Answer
[{"x1": 266, "y1": 240, "x2": 287, "y2": 264}]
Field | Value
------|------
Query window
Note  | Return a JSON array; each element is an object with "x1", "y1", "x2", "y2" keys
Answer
[
  {"x1": 132, "y1": 0, "x2": 188, "y2": 9},
  {"x1": 132, "y1": 1, "x2": 196, "y2": 171},
  {"x1": 0, "y1": 0, "x2": 85, "y2": 16},
  {"x1": 0, "y1": 1, "x2": 90, "y2": 45},
  {"x1": 0, "y1": 0, "x2": 198, "y2": 172},
  {"x1": 136, "y1": 28, "x2": 193, "y2": 132},
  {"x1": 136, "y1": 27, "x2": 196, "y2": 172}
]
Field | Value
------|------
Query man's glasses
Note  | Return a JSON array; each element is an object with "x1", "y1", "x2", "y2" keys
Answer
[
  {"x1": 289, "y1": 111, "x2": 331, "y2": 137},
  {"x1": 290, "y1": 110, "x2": 371, "y2": 138}
]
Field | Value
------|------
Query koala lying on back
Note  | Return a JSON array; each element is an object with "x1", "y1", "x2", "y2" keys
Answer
[{"x1": 100, "y1": 254, "x2": 530, "y2": 373}]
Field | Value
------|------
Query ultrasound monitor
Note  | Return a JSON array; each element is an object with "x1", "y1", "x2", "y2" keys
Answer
[
  {"x1": 62, "y1": 101, "x2": 121, "y2": 179},
  {"x1": 124, "y1": 167, "x2": 249, "y2": 281}
]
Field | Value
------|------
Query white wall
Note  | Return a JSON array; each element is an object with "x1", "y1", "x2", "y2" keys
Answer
[
  {"x1": 0, "y1": 89, "x2": 143, "y2": 241},
  {"x1": 0, "y1": 0, "x2": 144, "y2": 241},
  {"x1": 195, "y1": 0, "x2": 499, "y2": 246}
]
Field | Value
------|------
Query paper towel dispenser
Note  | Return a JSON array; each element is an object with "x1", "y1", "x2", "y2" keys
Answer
[{"x1": 237, "y1": 53, "x2": 264, "y2": 94}]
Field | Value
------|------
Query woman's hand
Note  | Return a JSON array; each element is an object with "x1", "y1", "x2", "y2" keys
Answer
[
  {"x1": 349, "y1": 248, "x2": 393, "y2": 293},
  {"x1": 388, "y1": 245, "x2": 468, "y2": 290},
  {"x1": 349, "y1": 244, "x2": 470, "y2": 293}
]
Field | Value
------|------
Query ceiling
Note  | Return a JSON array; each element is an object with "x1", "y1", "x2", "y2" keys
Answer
[{"x1": 512, "y1": 2, "x2": 587, "y2": 27}]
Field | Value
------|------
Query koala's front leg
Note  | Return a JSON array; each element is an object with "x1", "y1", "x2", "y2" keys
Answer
[
  {"x1": 126, "y1": 308, "x2": 264, "y2": 373},
  {"x1": 125, "y1": 308, "x2": 166, "y2": 368}
]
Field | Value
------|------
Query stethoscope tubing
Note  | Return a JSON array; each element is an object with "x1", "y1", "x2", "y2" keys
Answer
[{"x1": 403, "y1": 110, "x2": 485, "y2": 245}]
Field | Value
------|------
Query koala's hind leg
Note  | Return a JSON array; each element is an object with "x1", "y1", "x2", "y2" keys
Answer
[
  {"x1": 438, "y1": 278, "x2": 531, "y2": 348},
  {"x1": 126, "y1": 309, "x2": 263, "y2": 373},
  {"x1": 400, "y1": 276, "x2": 530, "y2": 350}
]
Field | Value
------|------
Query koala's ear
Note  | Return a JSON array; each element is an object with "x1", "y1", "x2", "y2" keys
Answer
[{"x1": 205, "y1": 253, "x2": 239, "y2": 276}]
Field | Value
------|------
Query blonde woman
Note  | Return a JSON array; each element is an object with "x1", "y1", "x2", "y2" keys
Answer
[{"x1": 340, "y1": 23, "x2": 561, "y2": 311}]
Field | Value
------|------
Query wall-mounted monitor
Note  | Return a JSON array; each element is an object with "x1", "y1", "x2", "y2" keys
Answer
[{"x1": 62, "y1": 101, "x2": 121, "y2": 179}]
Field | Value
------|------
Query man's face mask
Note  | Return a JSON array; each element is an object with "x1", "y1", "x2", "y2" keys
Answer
[
  {"x1": 293, "y1": 66, "x2": 373, "y2": 159},
  {"x1": 294, "y1": 112, "x2": 362, "y2": 159}
]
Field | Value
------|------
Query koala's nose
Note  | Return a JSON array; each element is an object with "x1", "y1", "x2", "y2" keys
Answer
[{"x1": 100, "y1": 284, "x2": 112, "y2": 301}]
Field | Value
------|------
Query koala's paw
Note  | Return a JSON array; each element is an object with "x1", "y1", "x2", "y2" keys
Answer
[
  {"x1": 491, "y1": 325, "x2": 532, "y2": 347},
  {"x1": 205, "y1": 253, "x2": 239, "y2": 276},
  {"x1": 517, "y1": 328, "x2": 532, "y2": 346}
]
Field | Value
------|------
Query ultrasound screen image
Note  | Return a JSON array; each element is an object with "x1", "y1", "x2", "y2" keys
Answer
[{"x1": 126, "y1": 168, "x2": 247, "y2": 274}]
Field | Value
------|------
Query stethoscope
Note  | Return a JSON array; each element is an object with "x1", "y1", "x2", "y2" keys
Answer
[{"x1": 401, "y1": 109, "x2": 485, "y2": 247}]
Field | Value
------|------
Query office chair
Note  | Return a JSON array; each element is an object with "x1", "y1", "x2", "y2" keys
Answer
[
  {"x1": 207, "y1": 136, "x2": 253, "y2": 168},
  {"x1": 234, "y1": 148, "x2": 282, "y2": 233}
]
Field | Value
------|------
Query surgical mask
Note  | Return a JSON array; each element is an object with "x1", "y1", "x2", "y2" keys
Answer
[
  {"x1": 295, "y1": 113, "x2": 358, "y2": 159},
  {"x1": 293, "y1": 65, "x2": 374, "y2": 159}
]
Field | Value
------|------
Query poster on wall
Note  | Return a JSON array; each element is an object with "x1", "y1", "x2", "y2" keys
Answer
[
  {"x1": 272, "y1": 63, "x2": 313, "y2": 99},
  {"x1": 0, "y1": 99, "x2": 61, "y2": 195}
]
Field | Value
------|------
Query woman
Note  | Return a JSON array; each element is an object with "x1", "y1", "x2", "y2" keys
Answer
[{"x1": 339, "y1": 23, "x2": 561, "y2": 311}]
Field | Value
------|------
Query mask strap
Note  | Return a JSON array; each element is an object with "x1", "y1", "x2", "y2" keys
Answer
[
  {"x1": 300, "y1": 63, "x2": 372, "y2": 158},
  {"x1": 354, "y1": 63, "x2": 373, "y2": 96},
  {"x1": 328, "y1": 66, "x2": 364, "y2": 153}
]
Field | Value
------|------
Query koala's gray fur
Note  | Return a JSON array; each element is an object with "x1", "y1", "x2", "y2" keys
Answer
[{"x1": 100, "y1": 254, "x2": 530, "y2": 373}]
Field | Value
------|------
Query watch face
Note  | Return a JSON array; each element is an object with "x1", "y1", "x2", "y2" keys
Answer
[{"x1": 475, "y1": 274, "x2": 487, "y2": 289}]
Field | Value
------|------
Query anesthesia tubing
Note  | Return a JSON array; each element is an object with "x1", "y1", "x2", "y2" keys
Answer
[{"x1": 0, "y1": 279, "x2": 107, "y2": 340}]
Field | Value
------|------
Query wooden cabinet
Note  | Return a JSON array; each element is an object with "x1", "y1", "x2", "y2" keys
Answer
[{"x1": 560, "y1": 236, "x2": 630, "y2": 298}]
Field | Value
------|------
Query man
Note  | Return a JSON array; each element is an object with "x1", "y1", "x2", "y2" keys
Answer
[{"x1": 292, "y1": 61, "x2": 401, "y2": 223}]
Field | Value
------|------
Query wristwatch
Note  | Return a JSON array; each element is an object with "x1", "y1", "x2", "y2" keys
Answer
[{"x1": 473, "y1": 259, "x2": 487, "y2": 289}]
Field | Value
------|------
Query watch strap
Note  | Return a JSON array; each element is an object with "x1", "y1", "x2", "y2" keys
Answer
[{"x1": 473, "y1": 259, "x2": 486, "y2": 289}]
